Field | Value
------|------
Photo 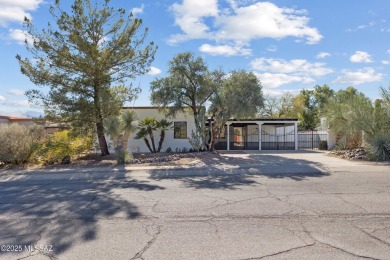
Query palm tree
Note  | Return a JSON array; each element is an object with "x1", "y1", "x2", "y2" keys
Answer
[
  {"x1": 138, "y1": 117, "x2": 158, "y2": 152},
  {"x1": 156, "y1": 119, "x2": 173, "y2": 152},
  {"x1": 135, "y1": 127, "x2": 153, "y2": 153}
]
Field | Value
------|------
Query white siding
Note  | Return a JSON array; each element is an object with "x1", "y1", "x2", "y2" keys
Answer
[{"x1": 107, "y1": 108, "x2": 196, "y2": 153}]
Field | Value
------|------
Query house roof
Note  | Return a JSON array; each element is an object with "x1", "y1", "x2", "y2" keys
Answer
[{"x1": 0, "y1": 115, "x2": 34, "y2": 122}]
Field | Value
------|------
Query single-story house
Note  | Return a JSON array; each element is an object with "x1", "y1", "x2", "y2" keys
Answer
[
  {"x1": 114, "y1": 107, "x2": 300, "y2": 153},
  {"x1": 0, "y1": 115, "x2": 35, "y2": 126},
  {"x1": 0, "y1": 115, "x2": 61, "y2": 134}
]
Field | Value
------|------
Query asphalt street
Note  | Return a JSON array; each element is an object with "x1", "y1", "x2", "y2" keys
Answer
[{"x1": 0, "y1": 152, "x2": 389, "y2": 259}]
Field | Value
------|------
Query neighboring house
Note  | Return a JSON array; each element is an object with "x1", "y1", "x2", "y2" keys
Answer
[
  {"x1": 0, "y1": 115, "x2": 35, "y2": 126},
  {"x1": 114, "y1": 107, "x2": 301, "y2": 153},
  {"x1": 0, "y1": 115, "x2": 61, "y2": 134}
]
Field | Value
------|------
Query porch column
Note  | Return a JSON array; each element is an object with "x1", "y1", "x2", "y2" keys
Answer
[
  {"x1": 294, "y1": 122, "x2": 298, "y2": 150},
  {"x1": 226, "y1": 122, "x2": 231, "y2": 151},
  {"x1": 257, "y1": 122, "x2": 262, "y2": 150}
]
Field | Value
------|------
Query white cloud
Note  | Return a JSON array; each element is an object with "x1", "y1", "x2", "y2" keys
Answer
[
  {"x1": 168, "y1": 1, "x2": 322, "y2": 46},
  {"x1": 316, "y1": 52, "x2": 331, "y2": 59},
  {"x1": 8, "y1": 29, "x2": 33, "y2": 44},
  {"x1": 7, "y1": 88, "x2": 25, "y2": 96},
  {"x1": 131, "y1": 4, "x2": 144, "y2": 16},
  {"x1": 254, "y1": 72, "x2": 314, "y2": 89},
  {"x1": 0, "y1": 0, "x2": 43, "y2": 26},
  {"x1": 333, "y1": 67, "x2": 383, "y2": 85},
  {"x1": 382, "y1": 60, "x2": 390, "y2": 65},
  {"x1": 199, "y1": 43, "x2": 251, "y2": 56},
  {"x1": 0, "y1": 95, "x2": 5, "y2": 102},
  {"x1": 169, "y1": 0, "x2": 218, "y2": 43},
  {"x1": 251, "y1": 58, "x2": 333, "y2": 76},
  {"x1": 350, "y1": 51, "x2": 373, "y2": 63},
  {"x1": 147, "y1": 67, "x2": 162, "y2": 76},
  {"x1": 266, "y1": 45, "x2": 278, "y2": 52},
  {"x1": 263, "y1": 88, "x2": 301, "y2": 96}
]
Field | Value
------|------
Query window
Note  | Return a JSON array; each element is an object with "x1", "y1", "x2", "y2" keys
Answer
[{"x1": 174, "y1": 122, "x2": 187, "y2": 139}]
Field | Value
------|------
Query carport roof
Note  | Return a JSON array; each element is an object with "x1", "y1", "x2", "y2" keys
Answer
[{"x1": 227, "y1": 118, "x2": 298, "y2": 121}]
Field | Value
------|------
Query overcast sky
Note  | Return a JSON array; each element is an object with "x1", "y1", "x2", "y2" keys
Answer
[{"x1": 1, "y1": 0, "x2": 390, "y2": 117}]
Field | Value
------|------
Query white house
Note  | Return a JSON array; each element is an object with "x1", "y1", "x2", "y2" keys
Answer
[
  {"x1": 115, "y1": 107, "x2": 197, "y2": 153},
  {"x1": 112, "y1": 107, "x2": 301, "y2": 153}
]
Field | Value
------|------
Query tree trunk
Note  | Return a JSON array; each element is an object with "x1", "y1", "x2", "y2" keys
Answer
[
  {"x1": 96, "y1": 121, "x2": 110, "y2": 156},
  {"x1": 143, "y1": 138, "x2": 153, "y2": 153},
  {"x1": 158, "y1": 130, "x2": 165, "y2": 152},
  {"x1": 93, "y1": 83, "x2": 109, "y2": 156},
  {"x1": 148, "y1": 128, "x2": 157, "y2": 153}
]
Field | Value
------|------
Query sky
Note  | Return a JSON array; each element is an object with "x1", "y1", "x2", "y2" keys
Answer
[{"x1": 1, "y1": 0, "x2": 390, "y2": 117}]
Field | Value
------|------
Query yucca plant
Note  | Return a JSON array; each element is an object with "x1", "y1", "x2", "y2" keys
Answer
[
  {"x1": 366, "y1": 134, "x2": 390, "y2": 161},
  {"x1": 138, "y1": 117, "x2": 158, "y2": 152}
]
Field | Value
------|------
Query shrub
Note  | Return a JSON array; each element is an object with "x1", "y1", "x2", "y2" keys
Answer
[
  {"x1": 366, "y1": 134, "x2": 390, "y2": 161},
  {"x1": 0, "y1": 123, "x2": 43, "y2": 165},
  {"x1": 318, "y1": 140, "x2": 328, "y2": 150},
  {"x1": 33, "y1": 130, "x2": 92, "y2": 165},
  {"x1": 116, "y1": 149, "x2": 134, "y2": 164}
]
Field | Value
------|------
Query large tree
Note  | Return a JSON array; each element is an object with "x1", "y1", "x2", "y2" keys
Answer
[
  {"x1": 208, "y1": 70, "x2": 264, "y2": 150},
  {"x1": 17, "y1": 0, "x2": 157, "y2": 155},
  {"x1": 150, "y1": 52, "x2": 224, "y2": 150}
]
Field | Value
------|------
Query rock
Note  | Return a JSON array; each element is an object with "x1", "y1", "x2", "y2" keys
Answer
[{"x1": 61, "y1": 155, "x2": 71, "y2": 164}]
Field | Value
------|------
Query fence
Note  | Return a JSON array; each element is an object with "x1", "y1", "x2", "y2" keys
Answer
[{"x1": 298, "y1": 130, "x2": 328, "y2": 150}]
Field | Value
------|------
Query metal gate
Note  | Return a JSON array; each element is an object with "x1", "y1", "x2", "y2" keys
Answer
[
  {"x1": 298, "y1": 130, "x2": 328, "y2": 150},
  {"x1": 261, "y1": 129, "x2": 295, "y2": 150}
]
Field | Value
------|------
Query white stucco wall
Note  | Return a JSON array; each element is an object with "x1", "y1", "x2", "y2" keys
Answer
[{"x1": 107, "y1": 107, "x2": 196, "y2": 153}]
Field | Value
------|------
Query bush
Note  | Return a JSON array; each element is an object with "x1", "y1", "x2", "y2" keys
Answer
[
  {"x1": 318, "y1": 140, "x2": 328, "y2": 150},
  {"x1": 366, "y1": 134, "x2": 390, "y2": 161},
  {"x1": 0, "y1": 123, "x2": 43, "y2": 165},
  {"x1": 115, "y1": 149, "x2": 134, "y2": 164},
  {"x1": 33, "y1": 130, "x2": 92, "y2": 165}
]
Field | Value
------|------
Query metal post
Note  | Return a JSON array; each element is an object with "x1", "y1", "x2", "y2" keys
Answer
[
  {"x1": 227, "y1": 123, "x2": 231, "y2": 151},
  {"x1": 294, "y1": 122, "x2": 298, "y2": 150},
  {"x1": 258, "y1": 122, "x2": 262, "y2": 150}
]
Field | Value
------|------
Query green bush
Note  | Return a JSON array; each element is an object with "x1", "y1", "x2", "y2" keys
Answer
[
  {"x1": 366, "y1": 134, "x2": 390, "y2": 161},
  {"x1": 115, "y1": 149, "x2": 134, "y2": 164},
  {"x1": 318, "y1": 140, "x2": 328, "y2": 150},
  {"x1": 33, "y1": 130, "x2": 92, "y2": 165},
  {"x1": 0, "y1": 123, "x2": 43, "y2": 165}
]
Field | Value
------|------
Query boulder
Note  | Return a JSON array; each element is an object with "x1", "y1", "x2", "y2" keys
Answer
[{"x1": 61, "y1": 155, "x2": 71, "y2": 164}]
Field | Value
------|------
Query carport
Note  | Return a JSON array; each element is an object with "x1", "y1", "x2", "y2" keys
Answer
[{"x1": 213, "y1": 118, "x2": 299, "y2": 151}]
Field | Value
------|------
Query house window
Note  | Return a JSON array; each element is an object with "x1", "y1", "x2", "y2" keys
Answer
[{"x1": 174, "y1": 122, "x2": 187, "y2": 139}]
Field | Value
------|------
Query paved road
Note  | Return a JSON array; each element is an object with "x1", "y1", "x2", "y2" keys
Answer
[{"x1": 0, "y1": 152, "x2": 390, "y2": 259}]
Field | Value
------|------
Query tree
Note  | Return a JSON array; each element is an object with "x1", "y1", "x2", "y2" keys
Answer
[
  {"x1": 150, "y1": 52, "x2": 224, "y2": 150},
  {"x1": 208, "y1": 70, "x2": 264, "y2": 150},
  {"x1": 324, "y1": 87, "x2": 373, "y2": 148},
  {"x1": 105, "y1": 110, "x2": 137, "y2": 151},
  {"x1": 17, "y1": 0, "x2": 157, "y2": 156},
  {"x1": 135, "y1": 118, "x2": 172, "y2": 153},
  {"x1": 156, "y1": 119, "x2": 173, "y2": 152}
]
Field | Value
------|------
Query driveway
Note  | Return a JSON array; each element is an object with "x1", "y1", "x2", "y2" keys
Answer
[{"x1": 0, "y1": 151, "x2": 390, "y2": 259}]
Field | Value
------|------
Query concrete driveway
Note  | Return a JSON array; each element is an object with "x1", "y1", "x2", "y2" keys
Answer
[{"x1": 0, "y1": 151, "x2": 389, "y2": 259}]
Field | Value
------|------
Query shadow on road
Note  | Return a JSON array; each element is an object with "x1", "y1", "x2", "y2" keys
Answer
[{"x1": 0, "y1": 175, "x2": 164, "y2": 255}]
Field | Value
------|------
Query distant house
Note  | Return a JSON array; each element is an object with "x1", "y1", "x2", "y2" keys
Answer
[
  {"x1": 111, "y1": 107, "x2": 300, "y2": 153},
  {"x1": 0, "y1": 115, "x2": 61, "y2": 134},
  {"x1": 0, "y1": 115, "x2": 35, "y2": 126}
]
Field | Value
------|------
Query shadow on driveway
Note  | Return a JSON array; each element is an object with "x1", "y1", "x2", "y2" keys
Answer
[{"x1": 150, "y1": 153, "x2": 330, "y2": 189}]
